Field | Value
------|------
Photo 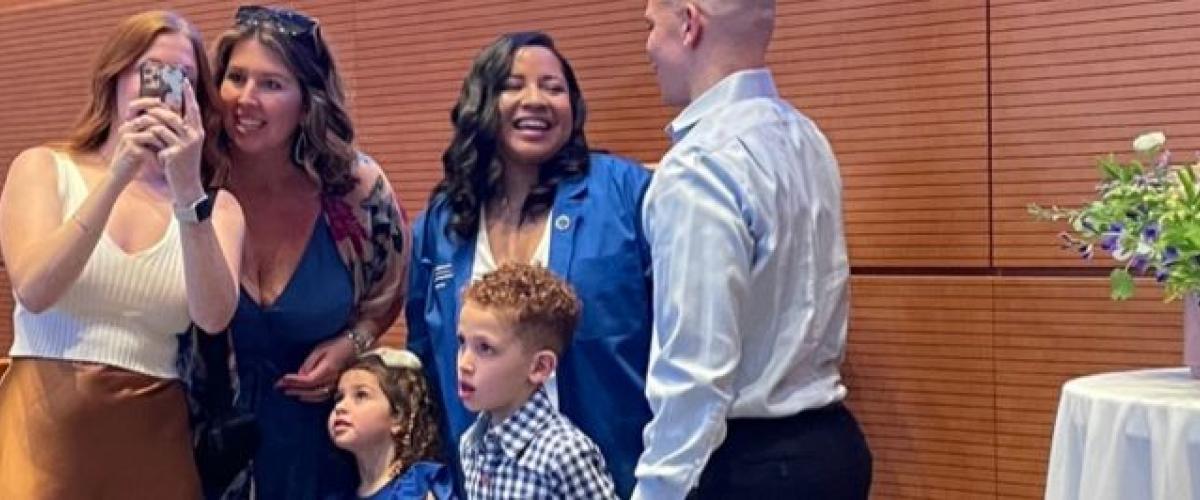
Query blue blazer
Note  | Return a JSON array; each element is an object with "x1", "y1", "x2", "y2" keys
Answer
[{"x1": 405, "y1": 153, "x2": 653, "y2": 498}]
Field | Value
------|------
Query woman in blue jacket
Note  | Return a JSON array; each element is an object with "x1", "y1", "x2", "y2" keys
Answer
[{"x1": 405, "y1": 31, "x2": 652, "y2": 498}]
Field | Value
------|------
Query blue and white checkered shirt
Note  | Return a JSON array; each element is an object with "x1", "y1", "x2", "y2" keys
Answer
[{"x1": 460, "y1": 386, "x2": 618, "y2": 499}]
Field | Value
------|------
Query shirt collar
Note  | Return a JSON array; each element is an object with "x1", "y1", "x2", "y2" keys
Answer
[
  {"x1": 464, "y1": 386, "x2": 556, "y2": 462},
  {"x1": 666, "y1": 68, "x2": 779, "y2": 143}
]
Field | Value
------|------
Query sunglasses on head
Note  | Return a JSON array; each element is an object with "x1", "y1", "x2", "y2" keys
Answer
[
  {"x1": 235, "y1": 5, "x2": 318, "y2": 37},
  {"x1": 235, "y1": 5, "x2": 329, "y2": 65}
]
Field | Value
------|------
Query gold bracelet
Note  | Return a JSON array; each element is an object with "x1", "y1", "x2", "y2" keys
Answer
[{"x1": 70, "y1": 214, "x2": 94, "y2": 234}]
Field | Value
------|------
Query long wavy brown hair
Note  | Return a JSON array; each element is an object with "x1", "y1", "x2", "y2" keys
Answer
[
  {"x1": 66, "y1": 10, "x2": 226, "y2": 186},
  {"x1": 343, "y1": 354, "x2": 442, "y2": 477},
  {"x1": 211, "y1": 7, "x2": 358, "y2": 196}
]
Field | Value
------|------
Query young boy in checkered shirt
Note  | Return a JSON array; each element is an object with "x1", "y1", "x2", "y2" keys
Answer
[{"x1": 456, "y1": 263, "x2": 618, "y2": 499}]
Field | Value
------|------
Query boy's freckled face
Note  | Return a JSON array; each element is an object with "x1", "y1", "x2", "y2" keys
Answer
[{"x1": 456, "y1": 301, "x2": 538, "y2": 421}]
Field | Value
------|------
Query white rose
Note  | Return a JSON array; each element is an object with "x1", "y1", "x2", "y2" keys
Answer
[{"x1": 1133, "y1": 131, "x2": 1166, "y2": 153}]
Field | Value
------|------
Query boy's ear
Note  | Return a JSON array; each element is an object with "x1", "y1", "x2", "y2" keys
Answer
[{"x1": 527, "y1": 349, "x2": 558, "y2": 385}]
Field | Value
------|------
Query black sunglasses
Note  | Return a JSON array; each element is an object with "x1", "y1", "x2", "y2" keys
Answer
[
  {"x1": 234, "y1": 5, "x2": 328, "y2": 66},
  {"x1": 235, "y1": 5, "x2": 318, "y2": 37}
]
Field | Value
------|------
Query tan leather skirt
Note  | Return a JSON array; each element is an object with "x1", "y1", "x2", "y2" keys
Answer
[{"x1": 0, "y1": 357, "x2": 200, "y2": 500}]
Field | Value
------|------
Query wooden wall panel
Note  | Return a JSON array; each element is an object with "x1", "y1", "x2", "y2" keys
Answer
[
  {"x1": 991, "y1": 0, "x2": 1200, "y2": 266},
  {"x1": 845, "y1": 276, "x2": 996, "y2": 499},
  {"x1": 847, "y1": 275, "x2": 1184, "y2": 500},
  {"x1": 992, "y1": 278, "x2": 1181, "y2": 499},
  {"x1": 782, "y1": 1, "x2": 990, "y2": 267}
]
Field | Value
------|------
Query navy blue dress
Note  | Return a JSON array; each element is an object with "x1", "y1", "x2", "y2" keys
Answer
[{"x1": 231, "y1": 217, "x2": 357, "y2": 500}]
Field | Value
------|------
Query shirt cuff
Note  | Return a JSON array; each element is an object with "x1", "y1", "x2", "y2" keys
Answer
[{"x1": 631, "y1": 477, "x2": 691, "y2": 500}]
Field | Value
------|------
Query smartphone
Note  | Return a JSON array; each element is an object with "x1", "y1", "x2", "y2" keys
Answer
[{"x1": 138, "y1": 60, "x2": 185, "y2": 115}]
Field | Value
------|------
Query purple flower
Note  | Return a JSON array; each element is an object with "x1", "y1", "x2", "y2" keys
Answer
[
  {"x1": 1131, "y1": 255, "x2": 1150, "y2": 274},
  {"x1": 1164, "y1": 246, "x2": 1179, "y2": 264},
  {"x1": 1156, "y1": 268, "x2": 1169, "y2": 282},
  {"x1": 1142, "y1": 224, "x2": 1159, "y2": 242},
  {"x1": 1156, "y1": 150, "x2": 1171, "y2": 169},
  {"x1": 1100, "y1": 234, "x2": 1119, "y2": 252}
]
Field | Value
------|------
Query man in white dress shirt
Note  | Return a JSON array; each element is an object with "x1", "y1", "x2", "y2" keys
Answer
[{"x1": 633, "y1": 1, "x2": 873, "y2": 499}]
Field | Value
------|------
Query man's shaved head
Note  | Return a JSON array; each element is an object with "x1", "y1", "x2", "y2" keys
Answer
[{"x1": 644, "y1": 0, "x2": 776, "y2": 105}]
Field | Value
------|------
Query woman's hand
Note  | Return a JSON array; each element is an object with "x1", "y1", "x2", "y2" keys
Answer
[
  {"x1": 145, "y1": 83, "x2": 206, "y2": 204},
  {"x1": 276, "y1": 334, "x2": 358, "y2": 403},
  {"x1": 109, "y1": 98, "x2": 168, "y2": 186}
]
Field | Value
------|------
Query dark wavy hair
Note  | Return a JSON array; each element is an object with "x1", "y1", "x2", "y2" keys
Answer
[
  {"x1": 66, "y1": 11, "x2": 226, "y2": 187},
  {"x1": 341, "y1": 353, "x2": 442, "y2": 477},
  {"x1": 436, "y1": 31, "x2": 590, "y2": 241},
  {"x1": 211, "y1": 6, "x2": 357, "y2": 195}
]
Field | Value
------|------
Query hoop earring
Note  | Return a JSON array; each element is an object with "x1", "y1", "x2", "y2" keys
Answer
[{"x1": 291, "y1": 132, "x2": 307, "y2": 166}]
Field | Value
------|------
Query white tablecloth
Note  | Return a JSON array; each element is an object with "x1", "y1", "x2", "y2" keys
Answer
[{"x1": 1045, "y1": 368, "x2": 1200, "y2": 500}]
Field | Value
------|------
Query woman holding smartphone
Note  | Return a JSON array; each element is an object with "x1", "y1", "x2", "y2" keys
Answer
[
  {"x1": 202, "y1": 6, "x2": 410, "y2": 499},
  {"x1": 0, "y1": 10, "x2": 243, "y2": 499}
]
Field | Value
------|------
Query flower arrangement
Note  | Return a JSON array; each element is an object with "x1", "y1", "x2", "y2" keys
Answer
[{"x1": 1028, "y1": 132, "x2": 1200, "y2": 301}]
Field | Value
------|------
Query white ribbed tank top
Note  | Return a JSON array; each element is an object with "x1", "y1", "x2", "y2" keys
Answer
[{"x1": 8, "y1": 151, "x2": 190, "y2": 378}]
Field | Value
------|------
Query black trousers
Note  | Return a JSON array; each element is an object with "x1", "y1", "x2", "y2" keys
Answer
[{"x1": 689, "y1": 402, "x2": 872, "y2": 500}]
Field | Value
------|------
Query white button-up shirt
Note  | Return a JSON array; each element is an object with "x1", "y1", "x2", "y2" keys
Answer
[{"x1": 633, "y1": 68, "x2": 851, "y2": 500}]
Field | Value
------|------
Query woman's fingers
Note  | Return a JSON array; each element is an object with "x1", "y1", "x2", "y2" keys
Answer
[
  {"x1": 141, "y1": 106, "x2": 186, "y2": 137},
  {"x1": 125, "y1": 97, "x2": 168, "y2": 120},
  {"x1": 182, "y1": 82, "x2": 202, "y2": 129},
  {"x1": 145, "y1": 124, "x2": 180, "y2": 150}
]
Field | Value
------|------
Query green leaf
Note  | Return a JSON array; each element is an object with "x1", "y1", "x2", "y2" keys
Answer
[
  {"x1": 1182, "y1": 166, "x2": 1198, "y2": 204},
  {"x1": 1110, "y1": 268, "x2": 1135, "y2": 300},
  {"x1": 1098, "y1": 154, "x2": 1120, "y2": 180}
]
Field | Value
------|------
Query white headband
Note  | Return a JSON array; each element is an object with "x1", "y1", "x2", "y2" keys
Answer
[{"x1": 365, "y1": 347, "x2": 422, "y2": 370}]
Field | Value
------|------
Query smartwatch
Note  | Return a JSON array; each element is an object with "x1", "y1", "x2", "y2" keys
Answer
[{"x1": 174, "y1": 192, "x2": 214, "y2": 224}]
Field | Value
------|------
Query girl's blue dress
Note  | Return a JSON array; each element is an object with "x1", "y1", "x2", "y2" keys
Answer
[{"x1": 358, "y1": 462, "x2": 456, "y2": 500}]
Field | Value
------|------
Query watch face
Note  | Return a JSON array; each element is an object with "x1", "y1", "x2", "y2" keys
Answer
[
  {"x1": 176, "y1": 193, "x2": 214, "y2": 223},
  {"x1": 195, "y1": 193, "x2": 215, "y2": 222}
]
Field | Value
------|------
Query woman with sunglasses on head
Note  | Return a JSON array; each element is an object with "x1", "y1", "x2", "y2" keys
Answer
[
  {"x1": 0, "y1": 11, "x2": 243, "y2": 500},
  {"x1": 406, "y1": 32, "x2": 653, "y2": 498},
  {"x1": 204, "y1": 5, "x2": 410, "y2": 499}
]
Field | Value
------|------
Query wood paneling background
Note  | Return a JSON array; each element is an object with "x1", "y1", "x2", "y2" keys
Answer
[
  {"x1": 0, "y1": 1, "x2": 1194, "y2": 498},
  {"x1": 793, "y1": 2, "x2": 991, "y2": 268},
  {"x1": 992, "y1": 0, "x2": 1200, "y2": 266}
]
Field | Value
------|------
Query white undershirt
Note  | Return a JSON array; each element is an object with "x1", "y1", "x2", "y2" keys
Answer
[{"x1": 471, "y1": 207, "x2": 558, "y2": 408}]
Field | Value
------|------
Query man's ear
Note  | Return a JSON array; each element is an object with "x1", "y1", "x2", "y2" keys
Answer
[
  {"x1": 528, "y1": 349, "x2": 558, "y2": 385},
  {"x1": 682, "y1": 1, "x2": 704, "y2": 48}
]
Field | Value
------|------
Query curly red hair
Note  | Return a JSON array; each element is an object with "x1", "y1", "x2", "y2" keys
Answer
[{"x1": 462, "y1": 263, "x2": 580, "y2": 356}]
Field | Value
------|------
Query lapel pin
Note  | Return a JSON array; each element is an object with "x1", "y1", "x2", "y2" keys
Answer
[{"x1": 554, "y1": 215, "x2": 571, "y2": 231}]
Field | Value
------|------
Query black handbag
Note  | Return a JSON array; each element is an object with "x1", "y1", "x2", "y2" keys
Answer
[{"x1": 178, "y1": 324, "x2": 260, "y2": 499}]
